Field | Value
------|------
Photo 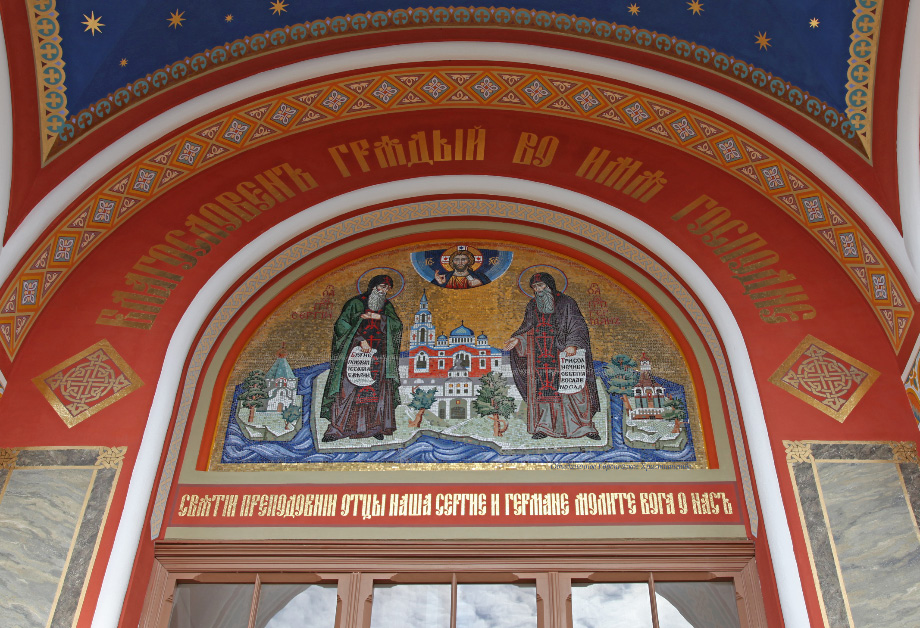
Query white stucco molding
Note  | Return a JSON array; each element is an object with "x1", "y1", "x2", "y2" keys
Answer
[
  {"x1": 0, "y1": 9, "x2": 11, "y2": 252},
  {"x1": 902, "y1": 331, "x2": 920, "y2": 383},
  {"x1": 91, "y1": 177, "x2": 810, "y2": 628},
  {"x1": 0, "y1": 42, "x2": 916, "y2": 301},
  {"x1": 898, "y1": 1, "x2": 920, "y2": 286}
]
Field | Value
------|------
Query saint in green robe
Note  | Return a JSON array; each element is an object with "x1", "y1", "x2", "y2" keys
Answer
[{"x1": 320, "y1": 291, "x2": 402, "y2": 440}]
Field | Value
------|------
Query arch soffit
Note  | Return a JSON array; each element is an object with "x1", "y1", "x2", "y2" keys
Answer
[
  {"x1": 92, "y1": 178, "x2": 808, "y2": 628},
  {"x1": 2, "y1": 44, "x2": 909, "y2": 284},
  {"x1": 0, "y1": 52, "x2": 912, "y2": 362},
  {"x1": 164, "y1": 201, "x2": 749, "y2": 526}
]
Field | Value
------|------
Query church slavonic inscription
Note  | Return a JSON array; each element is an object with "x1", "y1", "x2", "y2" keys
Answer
[
  {"x1": 673, "y1": 194, "x2": 816, "y2": 323},
  {"x1": 96, "y1": 163, "x2": 318, "y2": 331},
  {"x1": 328, "y1": 127, "x2": 486, "y2": 177}
]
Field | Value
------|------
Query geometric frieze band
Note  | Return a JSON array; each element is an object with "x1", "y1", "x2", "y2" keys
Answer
[
  {"x1": 0, "y1": 66, "x2": 910, "y2": 359},
  {"x1": 771, "y1": 335, "x2": 879, "y2": 422},
  {"x1": 32, "y1": 340, "x2": 143, "y2": 428},
  {"x1": 26, "y1": 0, "x2": 66, "y2": 164},
  {"x1": 844, "y1": 0, "x2": 882, "y2": 157}
]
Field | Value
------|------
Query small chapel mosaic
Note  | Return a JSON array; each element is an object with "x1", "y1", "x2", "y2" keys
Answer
[{"x1": 211, "y1": 240, "x2": 707, "y2": 469}]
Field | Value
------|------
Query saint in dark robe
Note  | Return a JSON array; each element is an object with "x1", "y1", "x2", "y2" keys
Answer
[
  {"x1": 320, "y1": 275, "x2": 403, "y2": 441},
  {"x1": 505, "y1": 273, "x2": 601, "y2": 439}
]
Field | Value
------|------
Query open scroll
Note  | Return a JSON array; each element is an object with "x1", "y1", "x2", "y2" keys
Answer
[
  {"x1": 558, "y1": 348, "x2": 587, "y2": 394},
  {"x1": 346, "y1": 346, "x2": 377, "y2": 386}
]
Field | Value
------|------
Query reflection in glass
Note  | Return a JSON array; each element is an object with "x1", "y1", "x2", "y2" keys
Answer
[
  {"x1": 456, "y1": 583, "x2": 538, "y2": 628},
  {"x1": 370, "y1": 584, "x2": 451, "y2": 628},
  {"x1": 169, "y1": 583, "x2": 254, "y2": 628},
  {"x1": 571, "y1": 582, "x2": 653, "y2": 628},
  {"x1": 655, "y1": 582, "x2": 741, "y2": 628},
  {"x1": 255, "y1": 584, "x2": 338, "y2": 628}
]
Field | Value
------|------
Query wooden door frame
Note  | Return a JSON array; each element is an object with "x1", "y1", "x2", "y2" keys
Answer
[{"x1": 139, "y1": 539, "x2": 767, "y2": 628}]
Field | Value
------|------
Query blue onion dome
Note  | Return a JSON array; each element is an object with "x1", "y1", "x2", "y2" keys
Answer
[{"x1": 450, "y1": 321, "x2": 474, "y2": 336}]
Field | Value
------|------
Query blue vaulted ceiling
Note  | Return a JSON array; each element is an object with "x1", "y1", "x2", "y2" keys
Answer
[{"x1": 58, "y1": 0, "x2": 855, "y2": 117}]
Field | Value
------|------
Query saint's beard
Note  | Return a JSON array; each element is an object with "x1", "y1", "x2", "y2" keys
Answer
[
  {"x1": 535, "y1": 289, "x2": 555, "y2": 313},
  {"x1": 368, "y1": 289, "x2": 387, "y2": 312}
]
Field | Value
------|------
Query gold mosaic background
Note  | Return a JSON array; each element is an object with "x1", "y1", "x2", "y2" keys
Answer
[{"x1": 217, "y1": 239, "x2": 704, "y2": 462}]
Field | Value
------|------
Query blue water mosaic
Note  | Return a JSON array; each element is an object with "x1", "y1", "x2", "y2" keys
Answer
[{"x1": 221, "y1": 362, "x2": 696, "y2": 465}]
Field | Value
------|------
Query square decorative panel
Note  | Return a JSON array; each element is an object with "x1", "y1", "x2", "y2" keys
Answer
[
  {"x1": 320, "y1": 89, "x2": 351, "y2": 112},
  {"x1": 175, "y1": 140, "x2": 203, "y2": 165},
  {"x1": 670, "y1": 116, "x2": 697, "y2": 141},
  {"x1": 420, "y1": 76, "x2": 450, "y2": 100},
  {"x1": 131, "y1": 168, "x2": 158, "y2": 193},
  {"x1": 802, "y1": 196, "x2": 826, "y2": 223},
  {"x1": 573, "y1": 88, "x2": 601, "y2": 113},
  {"x1": 715, "y1": 138, "x2": 743, "y2": 162},
  {"x1": 623, "y1": 101, "x2": 651, "y2": 125},
  {"x1": 471, "y1": 76, "x2": 503, "y2": 101},
  {"x1": 33, "y1": 340, "x2": 143, "y2": 428},
  {"x1": 222, "y1": 119, "x2": 251, "y2": 143},
  {"x1": 371, "y1": 79, "x2": 401, "y2": 104},
  {"x1": 521, "y1": 79, "x2": 551, "y2": 104},
  {"x1": 269, "y1": 103, "x2": 299, "y2": 126},
  {"x1": 770, "y1": 335, "x2": 878, "y2": 422}
]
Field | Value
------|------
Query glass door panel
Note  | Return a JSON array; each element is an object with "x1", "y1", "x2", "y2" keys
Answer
[
  {"x1": 654, "y1": 582, "x2": 741, "y2": 628},
  {"x1": 255, "y1": 583, "x2": 338, "y2": 628},
  {"x1": 456, "y1": 583, "x2": 538, "y2": 628},
  {"x1": 168, "y1": 583, "x2": 254, "y2": 628},
  {"x1": 570, "y1": 582, "x2": 654, "y2": 628},
  {"x1": 369, "y1": 583, "x2": 451, "y2": 628}
]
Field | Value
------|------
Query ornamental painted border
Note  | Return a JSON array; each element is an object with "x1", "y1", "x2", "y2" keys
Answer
[
  {"x1": 903, "y1": 342, "x2": 920, "y2": 431},
  {"x1": 845, "y1": 0, "x2": 883, "y2": 156},
  {"x1": 0, "y1": 66, "x2": 910, "y2": 359},
  {"x1": 149, "y1": 199, "x2": 759, "y2": 538},
  {"x1": 33, "y1": 5, "x2": 869, "y2": 162},
  {"x1": 26, "y1": 0, "x2": 67, "y2": 163}
]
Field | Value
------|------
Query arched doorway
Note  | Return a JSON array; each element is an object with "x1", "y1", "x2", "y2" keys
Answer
[{"x1": 450, "y1": 398, "x2": 467, "y2": 421}]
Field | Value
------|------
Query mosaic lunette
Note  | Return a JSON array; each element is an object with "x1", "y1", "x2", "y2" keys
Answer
[{"x1": 213, "y1": 240, "x2": 706, "y2": 468}]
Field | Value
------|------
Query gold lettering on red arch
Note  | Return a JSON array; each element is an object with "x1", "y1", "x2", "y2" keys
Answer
[
  {"x1": 576, "y1": 146, "x2": 667, "y2": 203},
  {"x1": 512, "y1": 132, "x2": 559, "y2": 168},
  {"x1": 0, "y1": 67, "x2": 907, "y2": 359},
  {"x1": 328, "y1": 127, "x2": 486, "y2": 177},
  {"x1": 96, "y1": 163, "x2": 318, "y2": 330},
  {"x1": 673, "y1": 194, "x2": 816, "y2": 324}
]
